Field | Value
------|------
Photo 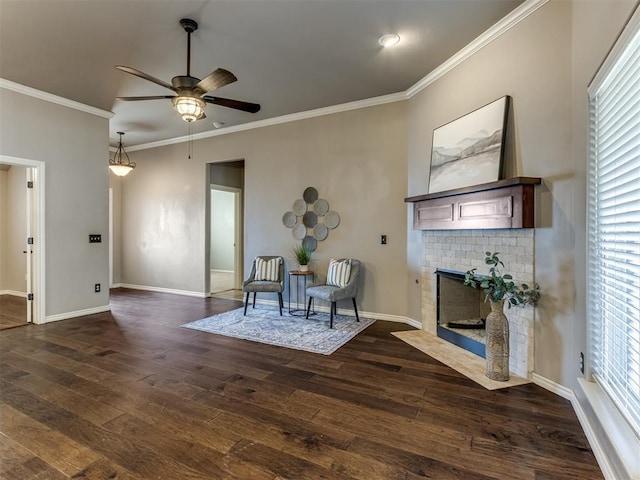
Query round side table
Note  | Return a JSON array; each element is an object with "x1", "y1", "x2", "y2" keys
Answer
[{"x1": 288, "y1": 270, "x2": 314, "y2": 316}]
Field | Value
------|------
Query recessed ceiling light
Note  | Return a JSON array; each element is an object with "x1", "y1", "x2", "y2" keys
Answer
[
  {"x1": 378, "y1": 33, "x2": 400, "y2": 48},
  {"x1": 213, "y1": 122, "x2": 225, "y2": 128}
]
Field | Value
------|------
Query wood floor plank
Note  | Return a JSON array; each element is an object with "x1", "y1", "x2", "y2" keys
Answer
[
  {"x1": 0, "y1": 404, "x2": 102, "y2": 477},
  {"x1": 0, "y1": 288, "x2": 603, "y2": 479}
]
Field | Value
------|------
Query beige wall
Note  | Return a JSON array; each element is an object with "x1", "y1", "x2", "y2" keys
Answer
[
  {"x1": 109, "y1": 173, "x2": 122, "y2": 285},
  {"x1": 407, "y1": 0, "x2": 636, "y2": 388},
  {"x1": 0, "y1": 88, "x2": 110, "y2": 318},
  {"x1": 122, "y1": 101, "x2": 409, "y2": 316},
  {"x1": 3, "y1": 166, "x2": 27, "y2": 293}
]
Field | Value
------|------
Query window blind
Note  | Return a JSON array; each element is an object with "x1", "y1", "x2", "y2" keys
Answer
[{"x1": 587, "y1": 10, "x2": 640, "y2": 439}]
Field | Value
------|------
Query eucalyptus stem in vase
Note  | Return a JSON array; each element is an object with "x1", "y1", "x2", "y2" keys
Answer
[{"x1": 464, "y1": 252, "x2": 540, "y2": 381}]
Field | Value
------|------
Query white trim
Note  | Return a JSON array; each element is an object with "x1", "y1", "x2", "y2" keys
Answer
[
  {"x1": 0, "y1": 78, "x2": 114, "y2": 119},
  {"x1": 588, "y1": 4, "x2": 640, "y2": 94},
  {"x1": 3, "y1": 1, "x2": 543, "y2": 151},
  {"x1": 531, "y1": 373, "x2": 637, "y2": 480},
  {"x1": 531, "y1": 372, "x2": 573, "y2": 400},
  {"x1": 44, "y1": 305, "x2": 111, "y2": 323},
  {"x1": 406, "y1": 0, "x2": 548, "y2": 98},
  {"x1": 211, "y1": 269, "x2": 234, "y2": 274},
  {"x1": 126, "y1": 92, "x2": 407, "y2": 151},
  {"x1": 578, "y1": 378, "x2": 640, "y2": 480},
  {"x1": 118, "y1": 283, "x2": 207, "y2": 298},
  {"x1": 0, "y1": 290, "x2": 27, "y2": 298},
  {"x1": 252, "y1": 297, "x2": 420, "y2": 326}
]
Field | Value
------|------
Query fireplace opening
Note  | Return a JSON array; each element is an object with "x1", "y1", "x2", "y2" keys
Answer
[{"x1": 435, "y1": 269, "x2": 489, "y2": 358}]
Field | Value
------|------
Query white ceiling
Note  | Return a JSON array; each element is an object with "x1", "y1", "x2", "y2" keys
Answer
[{"x1": 0, "y1": 0, "x2": 524, "y2": 147}]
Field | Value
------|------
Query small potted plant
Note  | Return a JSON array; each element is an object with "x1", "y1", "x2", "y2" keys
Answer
[
  {"x1": 464, "y1": 251, "x2": 540, "y2": 381},
  {"x1": 292, "y1": 243, "x2": 312, "y2": 272}
]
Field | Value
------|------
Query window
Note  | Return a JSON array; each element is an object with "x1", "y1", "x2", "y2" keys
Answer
[{"x1": 587, "y1": 7, "x2": 640, "y2": 439}]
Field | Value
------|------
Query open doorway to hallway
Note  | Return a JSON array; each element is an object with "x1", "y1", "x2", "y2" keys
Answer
[
  {"x1": 208, "y1": 160, "x2": 244, "y2": 300},
  {"x1": 0, "y1": 156, "x2": 44, "y2": 328}
]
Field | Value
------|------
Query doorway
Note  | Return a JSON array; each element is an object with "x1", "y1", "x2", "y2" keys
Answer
[
  {"x1": 0, "y1": 155, "x2": 45, "y2": 326},
  {"x1": 207, "y1": 161, "x2": 244, "y2": 299}
]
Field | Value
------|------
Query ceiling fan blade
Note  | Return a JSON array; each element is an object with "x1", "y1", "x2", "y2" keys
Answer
[
  {"x1": 117, "y1": 95, "x2": 176, "y2": 101},
  {"x1": 115, "y1": 65, "x2": 175, "y2": 91},
  {"x1": 195, "y1": 68, "x2": 237, "y2": 93},
  {"x1": 204, "y1": 96, "x2": 261, "y2": 113}
]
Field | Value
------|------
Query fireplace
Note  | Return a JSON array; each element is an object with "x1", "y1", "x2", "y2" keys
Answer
[
  {"x1": 405, "y1": 178, "x2": 540, "y2": 378},
  {"x1": 421, "y1": 229, "x2": 535, "y2": 378},
  {"x1": 436, "y1": 269, "x2": 489, "y2": 358}
]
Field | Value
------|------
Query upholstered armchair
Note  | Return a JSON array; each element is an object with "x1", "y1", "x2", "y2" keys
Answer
[
  {"x1": 242, "y1": 256, "x2": 285, "y2": 315},
  {"x1": 305, "y1": 258, "x2": 361, "y2": 328}
]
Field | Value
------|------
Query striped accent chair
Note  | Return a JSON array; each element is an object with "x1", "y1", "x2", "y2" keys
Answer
[
  {"x1": 242, "y1": 256, "x2": 285, "y2": 315},
  {"x1": 305, "y1": 258, "x2": 361, "y2": 328}
]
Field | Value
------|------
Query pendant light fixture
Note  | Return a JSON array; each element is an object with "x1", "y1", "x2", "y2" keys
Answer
[{"x1": 109, "y1": 132, "x2": 135, "y2": 177}]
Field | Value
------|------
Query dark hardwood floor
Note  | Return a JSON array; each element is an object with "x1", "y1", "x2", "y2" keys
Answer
[
  {"x1": 0, "y1": 288, "x2": 602, "y2": 479},
  {"x1": 0, "y1": 295, "x2": 28, "y2": 331}
]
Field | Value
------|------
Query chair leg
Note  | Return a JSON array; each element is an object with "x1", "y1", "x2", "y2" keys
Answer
[
  {"x1": 243, "y1": 292, "x2": 250, "y2": 315},
  {"x1": 306, "y1": 296, "x2": 313, "y2": 319},
  {"x1": 352, "y1": 298, "x2": 359, "y2": 322},
  {"x1": 252, "y1": 292, "x2": 256, "y2": 308},
  {"x1": 278, "y1": 293, "x2": 283, "y2": 316},
  {"x1": 330, "y1": 302, "x2": 335, "y2": 329}
]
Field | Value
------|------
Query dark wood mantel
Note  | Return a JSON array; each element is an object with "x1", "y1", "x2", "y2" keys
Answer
[{"x1": 405, "y1": 177, "x2": 542, "y2": 230}]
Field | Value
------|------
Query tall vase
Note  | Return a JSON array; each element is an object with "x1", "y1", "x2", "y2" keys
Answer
[{"x1": 485, "y1": 299, "x2": 510, "y2": 381}]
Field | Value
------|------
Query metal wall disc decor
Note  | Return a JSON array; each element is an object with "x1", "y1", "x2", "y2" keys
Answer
[
  {"x1": 292, "y1": 223, "x2": 306, "y2": 240},
  {"x1": 302, "y1": 235, "x2": 318, "y2": 252},
  {"x1": 303, "y1": 211, "x2": 317, "y2": 228},
  {"x1": 303, "y1": 187, "x2": 318, "y2": 203},
  {"x1": 283, "y1": 187, "x2": 340, "y2": 246},
  {"x1": 293, "y1": 199, "x2": 307, "y2": 216},
  {"x1": 282, "y1": 211, "x2": 296, "y2": 228},
  {"x1": 313, "y1": 223, "x2": 328, "y2": 241},
  {"x1": 324, "y1": 211, "x2": 341, "y2": 229},
  {"x1": 314, "y1": 198, "x2": 329, "y2": 216}
]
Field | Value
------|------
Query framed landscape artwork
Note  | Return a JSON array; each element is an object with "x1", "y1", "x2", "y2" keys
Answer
[{"x1": 427, "y1": 96, "x2": 510, "y2": 194}]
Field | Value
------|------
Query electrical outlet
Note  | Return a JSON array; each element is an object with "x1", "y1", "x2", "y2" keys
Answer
[
  {"x1": 95, "y1": 283, "x2": 101, "y2": 293},
  {"x1": 580, "y1": 352, "x2": 584, "y2": 374},
  {"x1": 381, "y1": 234, "x2": 387, "y2": 245},
  {"x1": 89, "y1": 234, "x2": 102, "y2": 243}
]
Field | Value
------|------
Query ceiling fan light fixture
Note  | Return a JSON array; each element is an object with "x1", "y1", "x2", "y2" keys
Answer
[
  {"x1": 378, "y1": 33, "x2": 400, "y2": 48},
  {"x1": 109, "y1": 132, "x2": 135, "y2": 177},
  {"x1": 172, "y1": 95, "x2": 206, "y2": 122}
]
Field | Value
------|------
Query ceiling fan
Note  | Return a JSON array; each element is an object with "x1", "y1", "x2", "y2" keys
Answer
[{"x1": 115, "y1": 18, "x2": 260, "y2": 123}]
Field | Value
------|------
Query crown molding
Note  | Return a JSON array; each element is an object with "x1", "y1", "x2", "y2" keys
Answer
[
  {"x1": 130, "y1": 0, "x2": 548, "y2": 151},
  {"x1": 406, "y1": 0, "x2": 549, "y2": 98},
  {"x1": 126, "y1": 91, "x2": 407, "y2": 152},
  {"x1": 0, "y1": 78, "x2": 114, "y2": 119}
]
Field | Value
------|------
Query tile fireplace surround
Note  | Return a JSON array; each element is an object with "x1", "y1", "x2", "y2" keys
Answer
[{"x1": 421, "y1": 229, "x2": 535, "y2": 378}]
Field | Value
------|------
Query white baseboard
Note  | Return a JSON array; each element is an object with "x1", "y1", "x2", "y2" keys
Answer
[
  {"x1": 531, "y1": 372, "x2": 573, "y2": 400},
  {"x1": 44, "y1": 305, "x2": 111, "y2": 324},
  {"x1": 0, "y1": 290, "x2": 27, "y2": 297},
  {"x1": 531, "y1": 373, "x2": 629, "y2": 480},
  {"x1": 117, "y1": 283, "x2": 207, "y2": 298},
  {"x1": 250, "y1": 297, "x2": 420, "y2": 327}
]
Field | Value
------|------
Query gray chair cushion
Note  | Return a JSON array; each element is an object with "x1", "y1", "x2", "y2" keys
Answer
[{"x1": 306, "y1": 258, "x2": 360, "y2": 302}]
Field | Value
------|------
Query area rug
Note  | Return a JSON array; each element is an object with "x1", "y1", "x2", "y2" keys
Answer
[{"x1": 181, "y1": 306, "x2": 375, "y2": 355}]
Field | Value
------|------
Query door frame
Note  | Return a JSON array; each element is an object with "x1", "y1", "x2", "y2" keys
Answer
[
  {"x1": 209, "y1": 184, "x2": 243, "y2": 290},
  {"x1": 0, "y1": 154, "x2": 45, "y2": 324}
]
